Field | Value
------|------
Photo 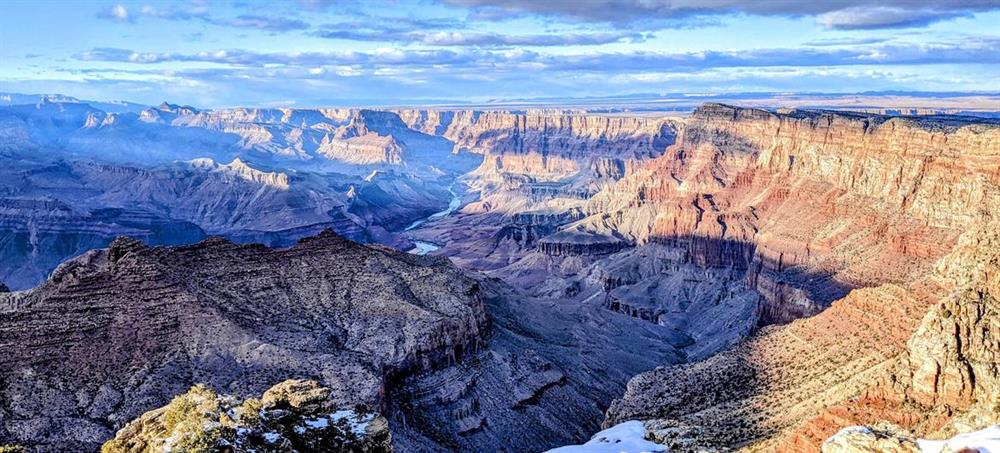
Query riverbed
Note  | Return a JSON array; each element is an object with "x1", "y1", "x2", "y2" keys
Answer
[{"x1": 405, "y1": 182, "x2": 462, "y2": 255}]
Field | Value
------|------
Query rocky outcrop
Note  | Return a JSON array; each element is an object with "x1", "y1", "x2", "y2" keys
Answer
[
  {"x1": 0, "y1": 231, "x2": 486, "y2": 451},
  {"x1": 102, "y1": 380, "x2": 391, "y2": 453},
  {"x1": 605, "y1": 216, "x2": 1000, "y2": 451},
  {"x1": 188, "y1": 157, "x2": 290, "y2": 189},
  {"x1": 821, "y1": 424, "x2": 921, "y2": 453},
  {"x1": 537, "y1": 231, "x2": 630, "y2": 256}
]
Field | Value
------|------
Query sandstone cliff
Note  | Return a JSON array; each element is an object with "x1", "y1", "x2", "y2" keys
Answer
[
  {"x1": 570, "y1": 104, "x2": 1000, "y2": 326},
  {"x1": 409, "y1": 104, "x2": 1000, "y2": 451},
  {"x1": 395, "y1": 109, "x2": 676, "y2": 184}
]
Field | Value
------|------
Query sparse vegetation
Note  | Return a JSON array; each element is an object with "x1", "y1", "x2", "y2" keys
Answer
[
  {"x1": 100, "y1": 380, "x2": 388, "y2": 452},
  {"x1": 238, "y1": 397, "x2": 263, "y2": 426}
]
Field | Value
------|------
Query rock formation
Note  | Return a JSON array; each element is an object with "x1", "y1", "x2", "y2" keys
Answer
[
  {"x1": 102, "y1": 380, "x2": 392, "y2": 453},
  {"x1": 0, "y1": 155, "x2": 464, "y2": 289},
  {"x1": 604, "y1": 168, "x2": 1000, "y2": 450},
  {"x1": 821, "y1": 424, "x2": 921, "y2": 453},
  {"x1": 0, "y1": 230, "x2": 485, "y2": 451},
  {"x1": 4, "y1": 98, "x2": 1000, "y2": 452}
]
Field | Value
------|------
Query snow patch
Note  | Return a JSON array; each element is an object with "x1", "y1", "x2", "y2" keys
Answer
[
  {"x1": 262, "y1": 432, "x2": 281, "y2": 443},
  {"x1": 300, "y1": 410, "x2": 373, "y2": 436},
  {"x1": 331, "y1": 410, "x2": 372, "y2": 436},
  {"x1": 304, "y1": 417, "x2": 330, "y2": 429},
  {"x1": 917, "y1": 425, "x2": 1000, "y2": 452},
  {"x1": 545, "y1": 421, "x2": 668, "y2": 453}
]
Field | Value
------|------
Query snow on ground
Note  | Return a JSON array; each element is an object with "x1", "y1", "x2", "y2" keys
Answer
[
  {"x1": 544, "y1": 421, "x2": 668, "y2": 453},
  {"x1": 918, "y1": 425, "x2": 1000, "y2": 452},
  {"x1": 298, "y1": 409, "x2": 373, "y2": 436}
]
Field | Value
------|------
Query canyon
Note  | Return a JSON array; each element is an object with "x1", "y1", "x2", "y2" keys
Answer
[{"x1": 1, "y1": 96, "x2": 999, "y2": 452}]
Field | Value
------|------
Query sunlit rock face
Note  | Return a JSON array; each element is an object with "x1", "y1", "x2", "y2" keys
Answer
[
  {"x1": 575, "y1": 104, "x2": 1000, "y2": 325},
  {"x1": 597, "y1": 107, "x2": 1000, "y2": 451},
  {"x1": 394, "y1": 109, "x2": 676, "y2": 185}
]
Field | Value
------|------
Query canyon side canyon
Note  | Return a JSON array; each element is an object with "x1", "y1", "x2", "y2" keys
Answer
[{"x1": 1, "y1": 96, "x2": 999, "y2": 452}]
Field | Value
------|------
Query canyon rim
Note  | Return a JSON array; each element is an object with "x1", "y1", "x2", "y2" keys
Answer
[{"x1": 2, "y1": 1, "x2": 1000, "y2": 452}]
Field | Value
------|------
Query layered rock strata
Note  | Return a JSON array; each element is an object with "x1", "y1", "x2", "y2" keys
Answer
[
  {"x1": 535, "y1": 104, "x2": 1000, "y2": 332},
  {"x1": 604, "y1": 211, "x2": 1000, "y2": 451},
  {"x1": 0, "y1": 231, "x2": 485, "y2": 451}
]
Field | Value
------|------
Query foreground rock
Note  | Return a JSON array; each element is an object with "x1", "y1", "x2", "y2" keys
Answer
[
  {"x1": 823, "y1": 423, "x2": 1000, "y2": 453},
  {"x1": 102, "y1": 379, "x2": 391, "y2": 453},
  {"x1": 0, "y1": 230, "x2": 485, "y2": 451},
  {"x1": 821, "y1": 424, "x2": 920, "y2": 453},
  {"x1": 0, "y1": 228, "x2": 684, "y2": 452}
]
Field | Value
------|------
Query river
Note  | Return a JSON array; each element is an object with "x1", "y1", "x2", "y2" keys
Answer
[{"x1": 405, "y1": 182, "x2": 462, "y2": 255}]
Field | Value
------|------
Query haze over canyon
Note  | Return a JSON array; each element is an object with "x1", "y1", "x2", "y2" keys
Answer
[
  {"x1": 0, "y1": 92, "x2": 997, "y2": 452},
  {"x1": 3, "y1": 0, "x2": 1000, "y2": 452}
]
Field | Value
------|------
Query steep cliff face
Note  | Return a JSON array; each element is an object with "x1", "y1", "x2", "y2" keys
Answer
[
  {"x1": 0, "y1": 231, "x2": 486, "y2": 451},
  {"x1": 439, "y1": 111, "x2": 674, "y2": 158},
  {"x1": 394, "y1": 109, "x2": 676, "y2": 182},
  {"x1": 605, "y1": 106, "x2": 1000, "y2": 451},
  {"x1": 780, "y1": 218, "x2": 1000, "y2": 451},
  {"x1": 573, "y1": 104, "x2": 1000, "y2": 326}
]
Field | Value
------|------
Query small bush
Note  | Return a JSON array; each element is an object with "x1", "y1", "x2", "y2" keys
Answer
[
  {"x1": 239, "y1": 398, "x2": 263, "y2": 427},
  {"x1": 163, "y1": 395, "x2": 198, "y2": 432},
  {"x1": 173, "y1": 426, "x2": 222, "y2": 452}
]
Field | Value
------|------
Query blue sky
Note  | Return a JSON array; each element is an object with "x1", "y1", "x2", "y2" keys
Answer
[{"x1": 1, "y1": 0, "x2": 998, "y2": 107}]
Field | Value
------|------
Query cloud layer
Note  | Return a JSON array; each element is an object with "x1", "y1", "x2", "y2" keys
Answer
[
  {"x1": 447, "y1": 0, "x2": 999, "y2": 29},
  {"x1": 4, "y1": 0, "x2": 997, "y2": 106},
  {"x1": 75, "y1": 38, "x2": 1000, "y2": 71}
]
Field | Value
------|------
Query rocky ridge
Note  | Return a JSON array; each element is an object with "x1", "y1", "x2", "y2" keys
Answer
[{"x1": 0, "y1": 230, "x2": 485, "y2": 451}]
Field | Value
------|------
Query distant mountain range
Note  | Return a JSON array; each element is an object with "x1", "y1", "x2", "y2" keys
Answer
[{"x1": 0, "y1": 92, "x2": 149, "y2": 114}]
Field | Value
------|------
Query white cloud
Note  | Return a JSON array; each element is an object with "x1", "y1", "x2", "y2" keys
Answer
[
  {"x1": 98, "y1": 4, "x2": 131, "y2": 23},
  {"x1": 817, "y1": 7, "x2": 969, "y2": 30}
]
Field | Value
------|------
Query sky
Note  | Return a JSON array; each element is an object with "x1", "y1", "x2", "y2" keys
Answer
[{"x1": 0, "y1": 0, "x2": 998, "y2": 107}]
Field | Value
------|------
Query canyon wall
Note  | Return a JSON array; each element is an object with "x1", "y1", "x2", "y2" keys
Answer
[
  {"x1": 567, "y1": 104, "x2": 1000, "y2": 324},
  {"x1": 395, "y1": 109, "x2": 677, "y2": 181},
  {"x1": 0, "y1": 231, "x2": 486, "y2": 451},
  {"x1": 598, "y1": 107, "x2": 1000, "y2": 450}
]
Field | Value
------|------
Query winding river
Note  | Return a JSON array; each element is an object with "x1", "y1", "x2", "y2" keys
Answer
[{"x1": 405, "y1": 182, "x2": 462, "y2": 255}]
